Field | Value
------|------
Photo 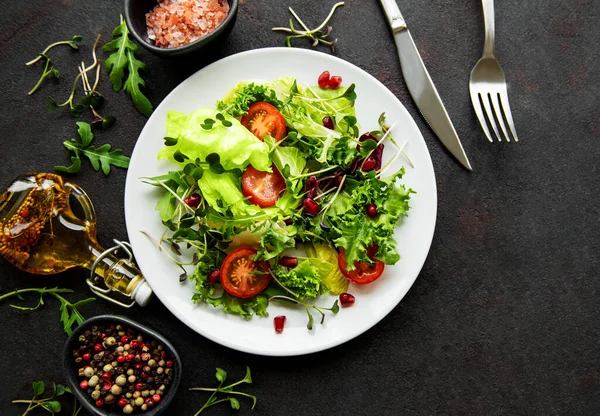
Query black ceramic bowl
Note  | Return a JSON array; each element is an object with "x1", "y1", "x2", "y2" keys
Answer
[
  {"x1": 124, "y1": 0, "x2": 239, "y2": 58},
  {"x1": 63, "y1": 315, "x2": 181, "y2": 416}
]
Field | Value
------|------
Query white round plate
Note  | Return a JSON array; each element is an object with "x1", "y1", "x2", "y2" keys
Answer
[{"x1": 125, "y1": 47, "x2": 437, "y2": 356}]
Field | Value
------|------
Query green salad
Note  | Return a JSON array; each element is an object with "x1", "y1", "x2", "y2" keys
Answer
[{"x1": 144, "y1": 74, "x2": 414, "y2": 330}]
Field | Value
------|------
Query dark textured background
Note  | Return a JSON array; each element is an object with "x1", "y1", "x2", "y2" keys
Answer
[{"x1": 1, "y1": 0, "x2": 599, "y2": 415}]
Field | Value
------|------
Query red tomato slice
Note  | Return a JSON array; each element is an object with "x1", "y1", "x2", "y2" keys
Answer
[
  {"x1": 242, "y1": 165, "x2": 286, "y2": 208},
  {"x1": 241, "y1": 102, "x2": 286, "y2": 141},
  {"x1": 338, "y1": 246, "x2": 385, "y2": 285},
  {"x1": 220, "y1": 248, "x2": 271, "y2": 299}
]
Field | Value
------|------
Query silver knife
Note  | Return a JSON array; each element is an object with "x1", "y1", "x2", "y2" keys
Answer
[{"x1": 379, "y1": 0, "x2": 473, "y2": 171}]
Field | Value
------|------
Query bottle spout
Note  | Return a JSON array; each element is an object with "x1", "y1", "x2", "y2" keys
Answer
[
  {"x1": 88, "y1": 240, "x2": 153, "y2": 308},
  {"x1": 132, "y1": 280, "x2": 154, "y2": 307}
]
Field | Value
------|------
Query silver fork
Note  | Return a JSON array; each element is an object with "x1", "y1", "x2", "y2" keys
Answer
[{"x1": 469, "y1": 0, "x2": 519, "y2": 142}]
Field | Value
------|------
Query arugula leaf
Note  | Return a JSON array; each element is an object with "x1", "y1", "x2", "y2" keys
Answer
[
  {"x1": 124, "y1": 48, "x2": 153, "y2": 117},
  {"x1": 103, "y1": 15, "x2": 153, "y2": 116},
  {"x1": 55, "y1": 122, "x2": 130, "y2": 175}
]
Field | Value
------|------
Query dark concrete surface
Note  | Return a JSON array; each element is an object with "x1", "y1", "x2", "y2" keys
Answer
[{"x1": 1, "y1": 0, "x2": 599, "y2": 415}]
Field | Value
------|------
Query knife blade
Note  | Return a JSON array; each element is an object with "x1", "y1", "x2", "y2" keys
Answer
[{"x1": 379, "y1": 0, "x2": 472, "y2": 171}]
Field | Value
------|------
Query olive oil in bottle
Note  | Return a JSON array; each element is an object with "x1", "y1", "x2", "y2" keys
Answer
[{"x1": 0, "y1": 173, "x2": 152, "y2": 307}]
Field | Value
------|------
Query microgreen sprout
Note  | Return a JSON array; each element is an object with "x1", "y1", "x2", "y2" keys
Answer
[
  {"x1": 272, "y1": 2, "x2": 345, "y2": 52},
  {"x1": 0, "y1": 287, "x2": 95, "y2": 335},
  {"x1": 27, "y1": 57, "x2": 60, "y2": 95},
  {"x1": 26, "y1": 35, "x2": 83, "y2": 66},
  {"x1": 12, "y1": 381, "x2": 83, "y2": 416},
  {"x1": 190, "y1": 367, "x2": 256, "y2": 415},
  {"x1": 26, "y1": 35, "x2": 82, "y2": 95},
  {"x1": 374, "y1": 113, "x2": 415, "y2": 168},
  {"x1": 269, "y1": 295, "x2": 339, "y2": 330}
]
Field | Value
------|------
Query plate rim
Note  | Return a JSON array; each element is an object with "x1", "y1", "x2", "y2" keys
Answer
[{"x1": 124, "y1": 47, "x2": 438, "y2": 356}]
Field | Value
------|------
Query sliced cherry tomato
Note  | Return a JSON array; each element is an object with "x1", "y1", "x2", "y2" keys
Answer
[
  {"x1": 242, "y1": 164, "x2": 286, "y2": 208},
  {"x1": 241, "y1": 102, "x2": 286, "y2": 141},
  {"x1": 220, "y1": 248, "x2": 271, "y2": 298},
  {"x1": 338, "y1": 245, "x2": 385, "y2": 285}
]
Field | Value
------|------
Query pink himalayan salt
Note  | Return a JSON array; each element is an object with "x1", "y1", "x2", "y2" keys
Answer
[{"x1": 146, "y1": 0, "x2": 229, "y2": 48}]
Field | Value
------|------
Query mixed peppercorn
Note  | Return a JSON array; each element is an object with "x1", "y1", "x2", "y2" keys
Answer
[{"x1": 72, "y1": 324, "x2": 175, "y2": 414}]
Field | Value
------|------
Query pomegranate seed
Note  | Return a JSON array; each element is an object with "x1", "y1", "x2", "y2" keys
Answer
[
  {"x1": 165, "y1": 360, "x2": 173, "y2": 368},
  {"x1": 340, "y1": 292, "x2": 355, "y2": 307},
  {"x1": 118, "y1": 398, "x2": 128, "y2": 407},
  {"x1": 305, "y1": 175, "x2": 318, "y2": 191},
  {"x1": 121, "y1": 335, "x2": 129, "y2": 344},
  {"x1": 279, "y1": 256, "x2": 298, "y2": 268},
  {"x1": 303, "y1": 198, "x2": 320, "y2": 217},
  {"x1": 208, "y1": 270, "x2": 220, "y2": 285},
  {"x1": 328, "y1": 75, "x2": 343, "y2": 89},
  {"x1": 95, "y1": 399, "x2": 104, "y2": 407},
  {"x1": 274, "y1": 315, "x2": 286, "y2": 333},
  {"x1": 359, "y1": 132, "x2": 377, "y2": 143},
  {"x1": 184, "y1": 193, "x2": 202, "y2": 208},
  {"x1": 79, "y1": 380, "x2": 89, "y2": 390},
  {"x1": 93, "y1": 343, "x2": 103, "y2": 352},
  {"x1": 318, "y1": 71, "x2": 331, "y2": 88},
  {"x1": 82, "y1": 352, "x2": 91, "y2": 361},
  {"x1": 136, "y1": 382, "x2": 143, "y2": 391},
  {"x1": 362, "y1": 156, "x2": 376, "y2": 171},
  {"x1": 117, "y1": 355, "x2": 126, "y2": 363},
  {"x1": 152, "y1": 394, "x2": 161, "y2": 403},
  {"x1": 366, "y1": 204, "x2": 378, "y2": 217},
  {"x1": 322, "y1": 116, "x2": 334, "y2": 130}
]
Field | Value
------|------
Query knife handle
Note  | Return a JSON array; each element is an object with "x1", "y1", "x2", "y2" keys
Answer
[{"x1": 380, "y1": 0, "x2": 407, "y2": 33}]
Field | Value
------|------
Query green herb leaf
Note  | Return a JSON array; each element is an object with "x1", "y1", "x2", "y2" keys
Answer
[
  {"x1": 43, "y1": 400, "x2": 61, "y2": 413},
  {"x1": 124, "y1": 48, "x2": 153, "y2": 116},
  {"x1": 242, "y1": 367, "x2": 252, "y2": 384},
  {"x1": 32, "y1": 381, "x2": 45, "y2": 397},
  {"x1": 164, "y1": 137, "x2": 178, "y2": 146},
  {"x1": 104, "y1": 15, "x2": 153, "y2": 116},
  {"x1": 229, "y1": 397, "x2": 240, "y2": 409},
  {"x1": 215, "y1": 368, "x2": 227, "y2": 383},
  {"x1": 54, "y1": 156, "x2": 82, "y2": 174},
  {"x1": 55, "y1": 384, "x2": 67, "y2": 396}
]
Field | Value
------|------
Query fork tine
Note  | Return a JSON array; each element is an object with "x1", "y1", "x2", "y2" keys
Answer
[
  {"x1": 480, "y1": 93, "x2": 502, "y2": 142},
  {"x1": 499, "y1": 91, "x2": 519, "y2": 142},
  {"x1": 489, "y1": 92, "x2": 511, "y2": 142},
  {"x1": 470, "y1": 90, "x2": 494, "y2": 143}
]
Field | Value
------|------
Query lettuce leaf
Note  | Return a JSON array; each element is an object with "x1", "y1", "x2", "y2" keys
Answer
[
  {"x1": 272, "y1": 260, "x2": 325, "y2": 300},
  {"x1": 158, "y1": 108, "x2": 271, "y2": 171}
]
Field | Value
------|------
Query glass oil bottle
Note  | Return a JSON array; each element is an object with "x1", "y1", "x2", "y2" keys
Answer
[{"x1": 0, "y1": 172, "x2": 152, "y2": 307}]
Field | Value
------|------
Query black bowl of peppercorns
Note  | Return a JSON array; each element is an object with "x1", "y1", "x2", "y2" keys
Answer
[{"x1": 63, "y1": 315, "x2": 181, "y2": 415}]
